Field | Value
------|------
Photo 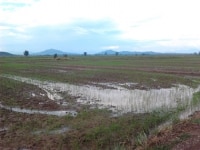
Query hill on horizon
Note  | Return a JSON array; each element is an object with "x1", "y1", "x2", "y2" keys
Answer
[
  {"x1": 33, "y1": 49, "x2": 78, "y2": 56},
  {"x1": 97, "y1": 50, "x2": 117, "y2": 55},
  {"x1": 33, "y1": 49, "x2": 66, "y2": 55},
  {"x1": 0, "y1": 51, "x2": 15, "y2": 56},
  {"x1": 96, "y1": 50, "x2": 161, "y2": 55}
]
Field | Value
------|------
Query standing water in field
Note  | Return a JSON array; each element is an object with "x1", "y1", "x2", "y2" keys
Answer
[
  {"x1": 1, "y1": 74, "x2": 200, "y2": 116},
  {"x1": 0, "y1": 103, "x2": 77, "y2": 117}
]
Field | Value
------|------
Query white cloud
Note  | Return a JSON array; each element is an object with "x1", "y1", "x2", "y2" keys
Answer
[
  {"x1": 157, "y1": 39, "x2": 200, "y2": 48},
  {"x1": 1, "y1": 0, "x2": 200, "y2": 53},
  {"x1": 101, "y1": 45, "x2": 119, "y2": 50},
  {"x1": 73, "y1": 27, "x2": 89, "y2": 35},
  {"x1": 118, "y1": 0, "x2": 200, "y2": 40}
]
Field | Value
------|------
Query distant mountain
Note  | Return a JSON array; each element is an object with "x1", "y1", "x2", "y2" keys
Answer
[
  {"x1": 33, "y1": 49, "x2": 77, "y2": 56},
  {"x1": 96, "y1": 50, "x2": 161, "y2": 56},
  {"x1": 119, "y1": 51, "x2": 159, "y2": 55},
  {"x1": 97, "y1": 50, "x2": 118, "y2": 55},
  {"x1": 0, "y1": 52, "x2": 14, "y2": 56}
]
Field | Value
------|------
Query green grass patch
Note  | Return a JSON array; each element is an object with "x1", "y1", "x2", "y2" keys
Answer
[
  {"x1": 1, "y1": 55, "x2": 199, "y2": 88},
  {"x1": 192, "y1": 91, "x2": 200, "y2": 106}
]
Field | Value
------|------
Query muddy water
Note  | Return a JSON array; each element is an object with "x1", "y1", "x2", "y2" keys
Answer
[
  {"x1": 0, "y1": 103, "x2": 77, "y2": 117},
  {"x1": 33, "y1": 127, "x2": 70, "y2": 135},
  {"x1": 1, "y1": 74, "x2": 200, "y2": 116},
  {"x1": 76, "y1": 84, "x2": 195, "y2": 113}
]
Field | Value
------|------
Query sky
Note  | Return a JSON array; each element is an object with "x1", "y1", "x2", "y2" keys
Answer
[{"x1": 1, "y1": 0, "x2": 200, "y2": 54}]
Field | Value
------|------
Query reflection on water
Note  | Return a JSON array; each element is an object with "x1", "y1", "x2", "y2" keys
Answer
[{"x1": 1, "y1": 74, "x2": 200, "y2": 118}]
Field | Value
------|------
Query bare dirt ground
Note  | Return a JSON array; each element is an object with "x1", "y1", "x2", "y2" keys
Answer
[
  {"x1": 147, "y1": 111, "x2": 200, "y2": 150},
  {"x1": 0, "y1": 82, "x2": 62, "y2": 111}
]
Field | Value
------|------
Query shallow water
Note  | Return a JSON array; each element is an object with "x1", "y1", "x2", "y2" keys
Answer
[
  {"x1": 0, "y1": 103, "x2": 77, "y2": 117},
  {"x1": 49, "y1": 127, "x2": 70, "y2": 134},
  {"x1": 0, "y1": 127, "x2": 8, "y2": 132},
  {"x1": 1, "y1": 74, "x2": 200, "y2": 117},
  {"x1": 33, "y1": 127, "x2": 70, "y2": 135}
]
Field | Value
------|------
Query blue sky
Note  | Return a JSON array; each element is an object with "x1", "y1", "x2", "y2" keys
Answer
[{"x1": 1, "y1": 0, "x2": 200, "y2": 54}]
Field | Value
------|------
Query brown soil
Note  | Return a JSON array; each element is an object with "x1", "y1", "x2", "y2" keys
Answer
[
  {"x1": 0, "y1": 85, "x2": 62, "y2": 111},
  {"x1": 0, "y1": 77, "x2": 79, "y2": 111},
  {"x1": 0, "y1": 109, "x2": 68, "y2": 150},
  {"x1": 147, "y1": 111, "x2": 200, "y2": 150}
]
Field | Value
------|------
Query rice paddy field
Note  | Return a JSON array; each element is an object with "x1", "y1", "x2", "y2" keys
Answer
[{"x1": 1, "y1": 55, "x2": 200, "y2": 149}]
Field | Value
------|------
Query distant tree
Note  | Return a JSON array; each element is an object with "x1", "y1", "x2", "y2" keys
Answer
[
  {"x1": 54, "y1": 53, "x2": 57, "y2": 59},
  {"x1": 105, "y1": 52, "x2": 107, "y2": 55},
  {"x1": 115, "y1": 52, "x2": 119, "y2": 56},
  {"x1": 24, "y1": 50, "x2": 29, "y2": 56},
  {"x1": 84, "y1": 52, "x2": 87, "y2": 56}
]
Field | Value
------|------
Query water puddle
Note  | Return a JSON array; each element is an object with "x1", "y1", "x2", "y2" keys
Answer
[
  {"x1": 49, "y1": 127, "x2": 70, "y2": 134},
  {"x1": 33, "y1": 127, "x2": 70, "y2": 135},
  {"x1": 0, "y1": 127, "x2": 8, "y2": 132},
  {"x1": 0, "y1": 103, "x2": 77, "y2": 117},
  {"x1": 90, "y1": 82, "x2": 137, "y2": 90},
  {"x1": 1, "y1": 74, "x2": 200, "y2": 117}
]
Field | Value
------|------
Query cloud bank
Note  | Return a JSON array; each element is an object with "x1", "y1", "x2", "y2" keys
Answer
[{"x1": 1, "y1": 0, "x2": 200, "y2": 54}]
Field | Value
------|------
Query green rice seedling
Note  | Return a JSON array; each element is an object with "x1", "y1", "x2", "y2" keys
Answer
[
  {"x1": 192, "y1": 119, "x2": 200, "y2": 124},
  {"x1": 149, "y1": 145, "x2": 171, "y2": 150},
  {"x1": 192, "y1": 91, "x2": 200, "y2": 106}
]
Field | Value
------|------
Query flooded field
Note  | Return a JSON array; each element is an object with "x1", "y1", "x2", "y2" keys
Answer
[
  {"x1": 1, "y1": 74, "x2": 200, "y2": 118},
  {"x1": 0, "y1": 103, "x2": 77, "y2": 117},
  {"x1": 1, "y1": 56, "x2": 200, "y2": 149}
]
